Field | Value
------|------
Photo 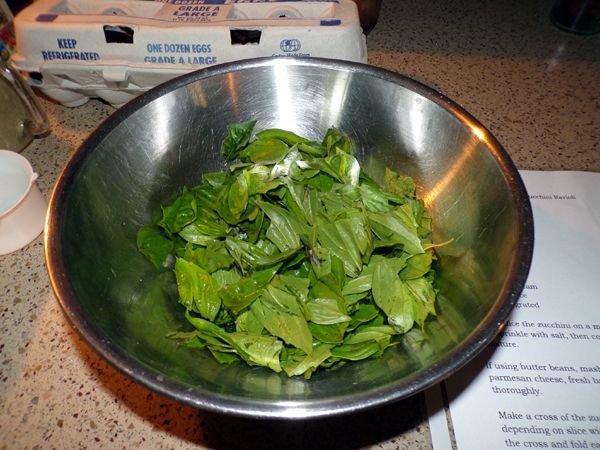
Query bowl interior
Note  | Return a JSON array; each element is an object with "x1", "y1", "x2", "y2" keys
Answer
[{"x1": 46, "y1": 58, "x2": 533, "y2": 418}]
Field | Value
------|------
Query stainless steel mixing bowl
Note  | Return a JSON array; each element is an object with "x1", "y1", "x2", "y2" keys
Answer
[{"x1": 46, "y1": 57, "x2": 533, "y2": 419}]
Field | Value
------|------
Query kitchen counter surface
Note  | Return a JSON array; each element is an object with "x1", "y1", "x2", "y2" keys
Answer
[{"x1": 1, "y1": 0, "x2": 598, "y2": 448}]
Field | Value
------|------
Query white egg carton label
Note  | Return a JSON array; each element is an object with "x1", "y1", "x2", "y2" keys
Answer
[{"x1": 12, "y1": 0, "x2": 366, "y2": 106}]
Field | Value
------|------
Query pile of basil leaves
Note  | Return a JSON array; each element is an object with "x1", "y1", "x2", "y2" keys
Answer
[{"x1": 137, "y1": 120, "x2": 440, "y2": 379}]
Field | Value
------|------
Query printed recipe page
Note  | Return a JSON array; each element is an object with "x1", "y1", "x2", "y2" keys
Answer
[{"x1": 429, "y1": 171, "x2": 600, "y2": 450}]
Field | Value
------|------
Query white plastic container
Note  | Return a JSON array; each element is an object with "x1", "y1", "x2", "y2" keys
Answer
[
  {"x1": 0, "y1": 150, "x2": 47, "y2": 255},
  {"x1": 12, "y1": 0, "x2": 367, "y2": 107}
]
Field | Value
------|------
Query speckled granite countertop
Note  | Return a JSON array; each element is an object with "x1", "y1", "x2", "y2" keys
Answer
[{"x1": 1, "y1": 1, "x2": 598, "y2": 449}]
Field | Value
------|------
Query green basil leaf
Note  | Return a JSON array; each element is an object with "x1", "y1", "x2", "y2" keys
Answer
[
  {"x1": 327, "y1": 150, "x2": 361, "y2": 185},
  {"x1": 235, "y1": 309, "x2": 265, "y2": 335},
  {"x1": 405, "y1": 277, "x2": 437, "y2": 326},
  {"x1": 211, "y1": 268, "x2": 242, "y2": 288},
  {"x1": 256, "y1": 128, "x2": 315, "y2": 146},
  {"x1": 304, "y1": 172, "x2": 336, "y2": 192},
  {"x1": 262, "y1": 284, "x2": 305, "y2": 317},
  {"x1": 226, "y1": 332, "x2": 283, "y2": 372},
  {"x1": 182, "y1": 241, "x2": 234, "y2": 273},
  {"x1": 272, "y1": 274, "x2": 310, "y2": 305},
  {"x1": 219, "y1": 265, "x2": 278, "y2": 315},
  {"x1": 342, "y1": 273, "x2": 372, "y2": 296},
  {"x1": 207, "y1": 348, "x2": 240, "y2": 365},
  {"x1": 297, "y1": 142, "x2": 326, "y2": 157},
  {"x1": 281, "y1": 343, "x2": 332, "y2": 378},
  {"x1": 330, "y1": 340, "x2": 382, "y2": 361},
  {"x1": 307, "y1": 296, "x2": 351, "y2": 325},
  {"x1": 368, "y1": 210, "x2": 424, "y2": 255},
  {"x1": 175, "y1": 258, "x2": 221, "y2": 321},
  {"x1": 257, "y1": 199, "x2": 306, "y2": 252},
  {"x1": 384, "y1": 167, "x2": 416, "y2": 199},
  {"x1": 225, "y1": 237, "x2": 299, "y2": 272},
  {"x1": 322, "y1": 127, "x2": 352, "y2": 155},
  {"x1": 371, "y1": 259, "x2": 415, "y2": 333},
  {"x1": 315, "y1": 217, "x2": 365, "y2": 278},
  {"x1": 400, "y1": 250, "x2": 433, "y2": 280},
  {"x1": 344, "y1": 324, "x2": 398, "y2": 345},
  {"x1": 245, "y1": 165, "x2": 282, "y2": 195},
  {"x1": 251, "y1": 295, "x2": 313, "y2": 355},
  {"x1": 239, "y1": 138, "x2": 290, "y2": 164},
  {"x1": 159, "y1": 187, "x2": 197, "y2": 235},
  {"x1": 221, "y1": 119, "x2": 257, "y2": 162},
  {"x1": 348, "y1": 304, "x2": 381, "y2": 328},
  {"x1": 227, "y1": 171, "x2": 249, "y2": 219},
  {"x1": 179, "y1": 214, "x2": 229, "y2": 246},
  {"x1": 308, "y1": 322, "x2": 348, "y2": 344}
]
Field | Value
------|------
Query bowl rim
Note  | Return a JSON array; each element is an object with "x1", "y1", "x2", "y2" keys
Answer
[{"x1": 45, "y1": 56, "x2": 534, "y2": 419}]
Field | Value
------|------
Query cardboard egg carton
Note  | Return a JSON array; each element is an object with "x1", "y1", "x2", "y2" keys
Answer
[{"x1": 12, "y1": 0, "x2": 367, "y2": 106}]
